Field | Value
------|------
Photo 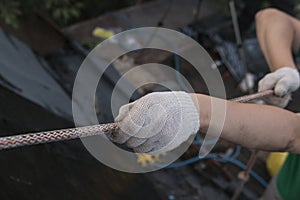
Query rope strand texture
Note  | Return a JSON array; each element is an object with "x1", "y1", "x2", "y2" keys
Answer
[{"x1": 0, "y1": 90, "x2": 273, "y2": 150}]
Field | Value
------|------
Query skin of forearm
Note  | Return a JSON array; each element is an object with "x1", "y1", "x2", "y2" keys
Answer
[
  {"x1": 256, "y1": 9, "x2": 299, "y2": 71},
  {"x1": 190, "y1": 93, "x2": 300, "y2": 153}
]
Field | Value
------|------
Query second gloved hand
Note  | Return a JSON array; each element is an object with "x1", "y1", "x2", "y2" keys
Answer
[
  {"x1": 258, "y1": 67, "x2": 300, "y2": 107},
  {"x1": 109, "y1": 91, "x2": 200, "y2": 153}
]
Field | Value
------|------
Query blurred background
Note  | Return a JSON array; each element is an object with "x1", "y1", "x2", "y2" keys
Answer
[{"x1": 0, "y1": 0, "x2": 300, "y2": 199}]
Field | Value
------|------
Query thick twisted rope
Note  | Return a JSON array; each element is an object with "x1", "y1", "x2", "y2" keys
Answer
[{"x1": 0, "y1": 90, "x2": 273, "y2": 150}]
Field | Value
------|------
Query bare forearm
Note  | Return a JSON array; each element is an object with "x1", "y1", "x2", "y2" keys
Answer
[
  {"x1": 191, "y1": 93, "x2": 300, "y2": 153},
  {"x1": 256, "y1": 9, "x2": 300, "y2": 71},
  {"x1": 221, "y1": 101, "x2": 300, "y2": 152}
]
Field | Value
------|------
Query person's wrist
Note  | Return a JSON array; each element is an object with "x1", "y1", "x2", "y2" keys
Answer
[
  {"x1": 189, "y1": 93, "x2": 211, "y2": 133},
  {"x1": 272, "y1": 65, "x2": 297, "y2": 72},
  {"x1": 278, "y1": 66, "x2": 297, "y2": 70},
  {"x1": 174, "y1": 92, "x2": 199, "y2": 133}
]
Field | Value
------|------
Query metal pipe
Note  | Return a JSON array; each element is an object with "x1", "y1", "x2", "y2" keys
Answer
[{"x1": 229, "y1": 0, "x2": 251, "y2": 92}]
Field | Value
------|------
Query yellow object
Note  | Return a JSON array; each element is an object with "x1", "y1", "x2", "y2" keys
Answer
[
  {"x1": 136, "y1": 153, "x2": 166, "y2": 167},
  {"x1": 266, "y1": 152, "x2": 288, "y2": 177},
  {"x1": 92, "y1": 27, "x2": 114, "y2": 39}
]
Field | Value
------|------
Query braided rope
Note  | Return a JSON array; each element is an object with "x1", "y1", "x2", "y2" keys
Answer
[
  {"x1": 231, "y1": 89, "x2": 273, "y2": 103},
  {"x1": 0, "y1": 123, "x2": 118, "y2": 150},
  {"x1": 0, "y1": 90, "x2": 273, "y2": 150}
]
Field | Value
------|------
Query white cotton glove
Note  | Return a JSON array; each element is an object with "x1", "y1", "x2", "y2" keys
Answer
[
  {"x1": 258, "y1": 67, "x2": 300, "y2": 108},
  {"x1": 109, "y1": 91, "x2": 200, "y2": 153}
]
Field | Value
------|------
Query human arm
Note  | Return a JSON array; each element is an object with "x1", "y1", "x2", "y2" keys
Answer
[
  {"x1": 255, "y1": 8, "x2": 300, "y2": 107},
  {"x1": 191, "y1": 93, "x2": 300, "y2": 153},
  {"x1": 110, "y1": 91, "x2": 300, "y2": 154},
  {"x1": 255, "y1": 8, "x2": 300, "y2": 71}
]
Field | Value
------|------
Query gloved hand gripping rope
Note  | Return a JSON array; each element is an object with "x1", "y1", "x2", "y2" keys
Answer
[{"x1": 0, "y1": 90, "x2": 273, "y2": 151}]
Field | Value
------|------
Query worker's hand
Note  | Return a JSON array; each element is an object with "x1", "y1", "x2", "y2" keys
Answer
[
  {"x1": 258, "y1": 67, "x2": 300, "y2": 108},
  {"x1": 109, "y1": 91, "x2": 199, "y2": 153}
]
